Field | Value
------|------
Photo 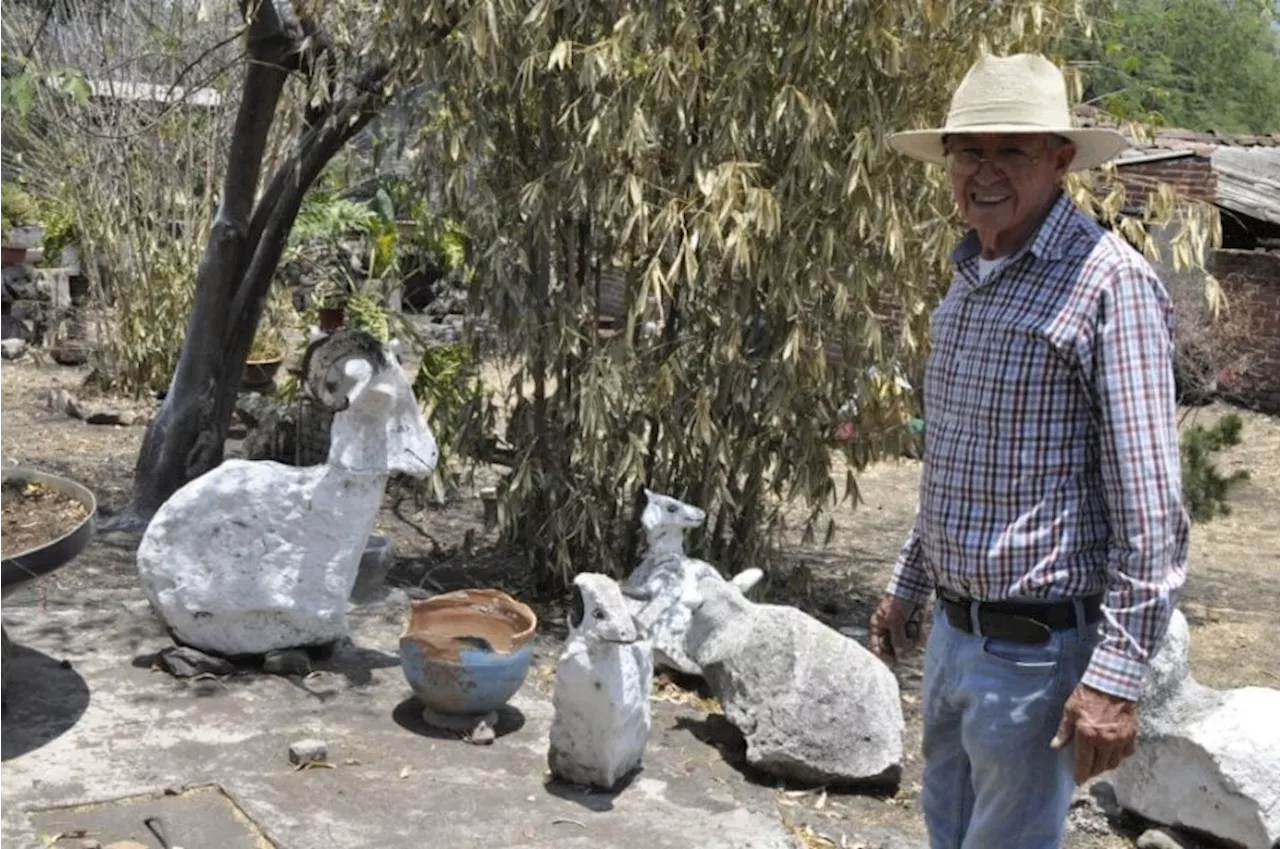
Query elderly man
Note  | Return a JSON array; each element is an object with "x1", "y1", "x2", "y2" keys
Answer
[{"x1": 871, "y1": 54, "x2": 1189, "y2": 848}]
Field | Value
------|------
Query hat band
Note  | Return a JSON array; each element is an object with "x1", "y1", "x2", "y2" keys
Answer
[{"x1": 947, "y1": 101, "x2": 1072, "y2": 132}]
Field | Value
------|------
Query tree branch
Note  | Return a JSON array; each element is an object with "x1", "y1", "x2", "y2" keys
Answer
[{"x1": 228, "y1": 73, "x2": 389, "y2": 337}]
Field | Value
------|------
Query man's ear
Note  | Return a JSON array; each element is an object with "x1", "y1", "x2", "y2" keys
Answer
[{"x1": 1054, "y1": 140, "x2": 1078, "y2": 177}]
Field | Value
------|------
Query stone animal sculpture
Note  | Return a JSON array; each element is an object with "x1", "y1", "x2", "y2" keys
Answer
[
  {"x1": 548, "y1": 572, "x2": 652, "y2": 791},
  {"x1": 621, "y1": 489, "x2": 762, "y2": 676},
  {"x1": 136, "y1": 329, "x2": 438, "y2": 656},
  {"x1": 681, "y1": 575, "x2": 905, "y2": 787}
]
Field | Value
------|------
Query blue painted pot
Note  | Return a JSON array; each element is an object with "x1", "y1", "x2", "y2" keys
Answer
[{"x1": 399, "y1": 588, "x2": 538, "y2": 717}]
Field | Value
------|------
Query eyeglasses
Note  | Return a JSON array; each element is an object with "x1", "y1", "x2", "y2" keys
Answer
[{"x1": 944, "y1": 149, "x2": 1043, "y2": 176}]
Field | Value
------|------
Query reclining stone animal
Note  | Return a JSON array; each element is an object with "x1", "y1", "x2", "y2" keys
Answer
[
  {"x1": 621, "y1": 489, "x2": 762, "y2": 676},
  {"x1": 548, "y1": 572, "x2": 652, "y2": 791},
  {"x1": 682, "y1": 574, "x2": 904, "y2": 787},
  {"x1": 136, "y1": 329, "x2": 439, "y2": 656}
]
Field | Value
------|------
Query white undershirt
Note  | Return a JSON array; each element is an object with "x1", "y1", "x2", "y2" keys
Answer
[{"x1": 977, "y1": 255, "x2": 1010, "y2": 283}]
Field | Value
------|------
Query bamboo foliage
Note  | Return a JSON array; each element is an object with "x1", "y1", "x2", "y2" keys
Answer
[
  {"x1": 407, "y1": 0, "x2": 1188, "y2": 589},
  {"x1": 426, "y1": 1, "x2": 1221, "y2": 590}
]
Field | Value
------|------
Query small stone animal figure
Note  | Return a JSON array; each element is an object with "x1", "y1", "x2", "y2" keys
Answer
[
  {"x1": 622, "y1": 489, "x2": 762, "y2": 676},
  {"x1": 548, "y1": 572, "x2": 652, "y2": 791}
]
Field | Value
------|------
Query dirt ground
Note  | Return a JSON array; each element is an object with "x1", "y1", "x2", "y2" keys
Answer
[{"x1": 2, "y1": 357, "x2": 1277, "y2": 848}]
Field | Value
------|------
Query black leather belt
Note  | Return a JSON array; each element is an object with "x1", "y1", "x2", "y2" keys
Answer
[{"x1": 939, "y1": 591, "x2": 1103, "y2": 644}]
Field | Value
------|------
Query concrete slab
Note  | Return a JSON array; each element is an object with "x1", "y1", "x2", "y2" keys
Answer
[
  {"x1": 28, "y1": 784, "x2": 269, "y2": 848},
  {"x1": 1, "y1": 587, "x2": 805, "y2": 849}
]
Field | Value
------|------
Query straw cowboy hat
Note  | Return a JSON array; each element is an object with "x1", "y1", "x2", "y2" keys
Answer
[{"x1": 889, "y1": 53, "x2": 1128, "y2": 172}]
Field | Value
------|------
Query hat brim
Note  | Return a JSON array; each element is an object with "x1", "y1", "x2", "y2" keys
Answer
[{"x1": 888, "y1": 125, "x2": 1129, "y2": 172}]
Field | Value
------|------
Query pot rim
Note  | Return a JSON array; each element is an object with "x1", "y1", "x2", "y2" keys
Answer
[{"x1": 401, "y1": 587, "x2": 537, "y2": 648}]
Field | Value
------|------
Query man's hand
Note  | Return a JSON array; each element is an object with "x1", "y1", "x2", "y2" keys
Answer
[
  {"x1": 1051, "y1": 683, "x2": 1139, "y2": 783},
  {"x1": 869, "y1": 595, "x2": 919, "y2": 663}
]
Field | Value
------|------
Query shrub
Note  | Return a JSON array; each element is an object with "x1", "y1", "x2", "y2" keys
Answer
[{"x1": 1181, "y1": 414, "x2": 1250, "y2": 522}]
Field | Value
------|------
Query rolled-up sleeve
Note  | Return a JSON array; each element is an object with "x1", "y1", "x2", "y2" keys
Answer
[{"x1": 1080, "y1": 261, "x2": 1189, "y2": 702}]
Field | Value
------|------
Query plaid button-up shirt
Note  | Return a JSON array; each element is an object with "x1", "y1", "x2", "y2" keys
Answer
[{"x1": 888, "y1": 191, "x2": 1189, "y2": 702}]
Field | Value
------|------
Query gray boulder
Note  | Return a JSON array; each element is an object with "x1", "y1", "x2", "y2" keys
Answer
[
  {"x1": 1110, "y1": 609, "x2": 1280, "y2": 849},
  {"x1": 1, "y1": 337, "x2": 27, "y2": 360}
]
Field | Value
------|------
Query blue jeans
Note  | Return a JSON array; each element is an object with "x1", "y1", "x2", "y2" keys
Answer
[{"x1": 920, "y1": 600, "x2": 1100, "y2": 849}]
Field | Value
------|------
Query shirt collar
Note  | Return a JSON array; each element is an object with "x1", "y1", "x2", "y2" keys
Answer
[{"x1": 949, "y1": 190, "x2": 1078, "y2": 268}]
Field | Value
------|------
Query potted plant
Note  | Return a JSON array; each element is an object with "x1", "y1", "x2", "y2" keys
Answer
[
  {"x1": 243, "y1": 290, "x2": 294, "y2": 389},
  {"x1": 1, "y1": 183, "x2": 40, "y2": 266},
  {"x1": 244, "y1": 327, "x2": 286, "y2": 389}
]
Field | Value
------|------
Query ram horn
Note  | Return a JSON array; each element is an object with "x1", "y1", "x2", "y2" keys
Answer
[{"x1": 300, "y1": 328, "x2": 389, "y2": 412}]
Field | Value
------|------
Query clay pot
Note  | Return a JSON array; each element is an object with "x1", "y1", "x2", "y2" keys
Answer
[
  {"x1": 242, "y1": 356, "x2": 283, "y2": 389},
  {"x1": 399, "y1": 589, "x2": 537, "y2": 719},
  {"x1": 317, "y1": 307, "x2": 346, "y2": 333}
]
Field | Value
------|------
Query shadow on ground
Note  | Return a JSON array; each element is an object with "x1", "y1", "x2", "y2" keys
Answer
[
  {"x1": 391, "y1": 697, "x2": 526, "y2": 741},
  {"x1": 543, "y1": 770, "x2": 643, "y2": 812},
  {"x1": 670, "y1": 712, "x2": 905, "y2": 805},
  {"x1": 2, "y1": 640, "x2": 91, "y2": 760}
]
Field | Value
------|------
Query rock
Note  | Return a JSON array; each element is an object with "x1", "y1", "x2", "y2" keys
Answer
[
  {"x1": 46, "y1": 386, "x2": 86, "y2": 419},
  {"x1": 288, "y1": 738, "x2": 328, "y2": 765},
  {"x1": 157, "y1": 645, "x2": 234, "y2": 678},
  {"x1": 465, "y1": 719, "x2": 496, "y2": 746},
  {"x1": 2, "y1": 263, "x2": 37, "y2": 300},
  {"x1": 0, "y1": 617, "x2": 11, "y2": 717},
  {"x1": 263, "y1": 648, "x2": 312, "y2": 677},
  {"x1": 79, "y1": 839, "x2": 103, "y2": 849},
  {"x1": 1, "y1": 337, "x2": 26, "y2": 359},
  {"x1": 1141, "y1": 608, "x2": 1193, "y2": 718},
  {"x1": 1110, "y1": 610, "x2": 1280, "y2": 849},
  {"x1": 684, "y1": 576, "x2": 904, "y2": 788},
  {"x1": 51, "y1": 343, "x2": 90, "y2": 366},
  {"x1": 84, "y1": 410, "x2": 135, "y2": 426},
  {"x1": 1113, "y1": 685, "x2": 1280, "y2": 849},
  {"x1": 135, "y1": 332, "x2": 438, "y2": 656},
  {"x1": 1135, "y1": 827, "x2": 1190, "y2": 849},
  {"x1": 240, "y1": 393, "x2": 332, "y2": 466}
]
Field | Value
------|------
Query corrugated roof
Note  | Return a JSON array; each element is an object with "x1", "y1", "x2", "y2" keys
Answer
[
  {"x1": 1074, "y1": 105, "x2": 1280, "y2": 159},
  {"x1": 1074, "y1": 106, "x2": 1280, "y2": 225}
]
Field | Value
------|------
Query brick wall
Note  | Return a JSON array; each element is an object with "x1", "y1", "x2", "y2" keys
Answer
[
  {"x1": 1210, "y1": 249, "x2": 1280, "y2": 413},
  {"x1": 1115, "y1": 155, "x2": 1217, "y2": 206}
]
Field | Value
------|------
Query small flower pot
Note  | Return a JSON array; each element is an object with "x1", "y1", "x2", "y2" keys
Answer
[
  {"x1": 1, "y1": 245, "x2": 28, "y2": 266},
  {"x1": 318, "y1": 307, "x2": 346, "y2": 333},
  {"x1": 243, "y1": 356, "x2": 284, "y2": 389}
]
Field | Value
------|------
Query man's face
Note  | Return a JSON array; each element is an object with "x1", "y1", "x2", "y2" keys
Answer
[{"x1": 945, "y1": 133, "x2": 1076, "y2": 238}]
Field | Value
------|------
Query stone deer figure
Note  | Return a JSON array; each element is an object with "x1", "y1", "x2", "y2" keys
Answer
[
  {"x1": 136, "y1": 329, "x2": 439, "y2": 656},
  {"x1": 621, "y1": 489, "x2": 762, "y2": 676},
  {"x1": 548, "y1": 572, "x2": 652, "y2": 791}
]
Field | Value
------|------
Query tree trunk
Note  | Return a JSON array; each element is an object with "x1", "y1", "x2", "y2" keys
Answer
[
  {"x1": 112, "y1": 7, "x2": 294, "y2": 530},
  {"x1": 107, "y1": 0, "x2": 461, "y2": 531},
  {"x1": 110, "y1": 2, "x2": 379, "y2": 530}
]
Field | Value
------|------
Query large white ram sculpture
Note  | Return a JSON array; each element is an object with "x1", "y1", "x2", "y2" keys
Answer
[{"x1": 136, "y1": 330, "x2": 438, "y2": 656}]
